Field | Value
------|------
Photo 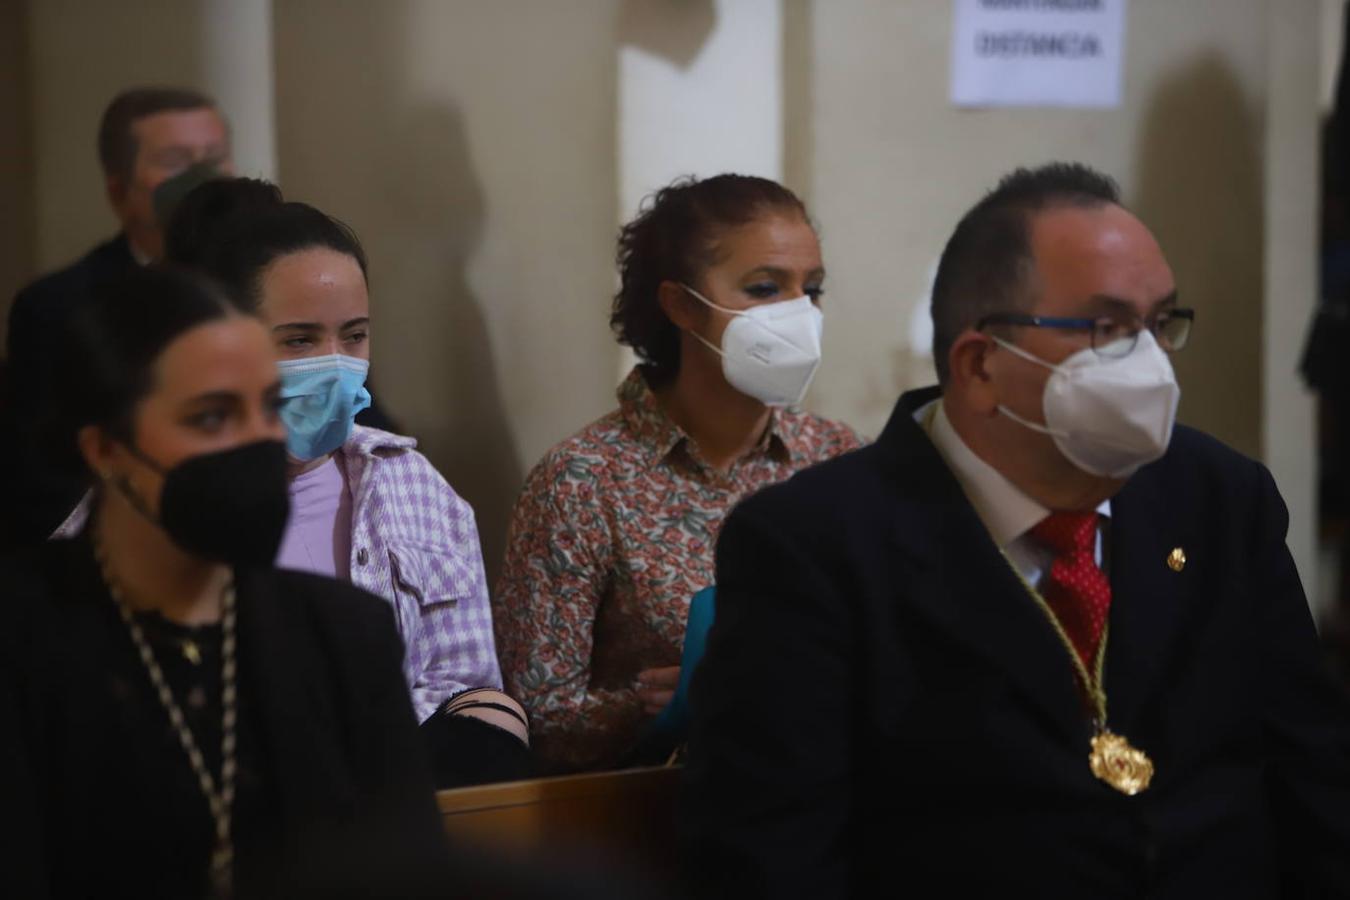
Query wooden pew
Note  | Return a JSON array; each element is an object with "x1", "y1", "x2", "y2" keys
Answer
[{"x1": 437, "y1": 766, "x2": 682, "y2": 875}]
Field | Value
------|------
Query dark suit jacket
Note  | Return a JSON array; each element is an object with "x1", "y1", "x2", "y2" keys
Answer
[
  {"x1": 2, "y1": 235, "x2": 138, "y2": 547},
  {"x1": 682, "y1": 387, "x2": 1350, "y2": 899},
  {"x1": 7, "y1": 234, "x2": 137, "y2": 371},
  {"x1": 0, "y1": 534, "x2": 454, "y2": 899}
]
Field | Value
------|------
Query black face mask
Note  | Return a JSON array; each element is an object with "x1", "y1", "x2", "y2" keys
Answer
[
  {"x1": 151, "y1": 161, "x2": 224, "y2": 228},
  {"x1": 115, "y1": 440, "x2": 290, "y2": 567}
]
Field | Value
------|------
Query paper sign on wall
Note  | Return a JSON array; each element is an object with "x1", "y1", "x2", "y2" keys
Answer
[{"x1": 950, "y1": 0, "x2": 1127, "y2": 109}]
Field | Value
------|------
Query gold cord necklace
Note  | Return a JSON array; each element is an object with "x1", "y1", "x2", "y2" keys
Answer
[
  {"x1": 94, "y1": 537, "x2": 238, "y2": 897},
  {"x1": 1002, "y1": 557, "x2": 1154, "y2": 795},
  {"x1": 921, "y1": 402, "x2": 1153, "y2": 795}
]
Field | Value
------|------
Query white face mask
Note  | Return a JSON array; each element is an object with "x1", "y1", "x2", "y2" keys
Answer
[
  {"x1": 991, "y1": 330, "x2": 1180, "y2": 479},
  {"x1": 681, "y1": 285, "x2": 824, "y2": 407}
]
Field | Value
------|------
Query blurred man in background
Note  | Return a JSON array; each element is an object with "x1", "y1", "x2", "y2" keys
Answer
[{"x1": 2, "y1": 87, "x2": 231, "y2": 547}]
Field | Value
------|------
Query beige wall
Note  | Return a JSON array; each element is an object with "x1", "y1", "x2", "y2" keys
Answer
[
  {"x1": 798, "y1": 0, "x2": 1268, "y2": 458},
  {"x1": 26, "y1": 0, "x2": 208, "y2": 271},
  {"x1": 1323, "y1": 0, "x2": 1347, "y2": 111},
  {"x1": 273, "y1": 0, "x2": 620, "y2": 583},
  {"x1": 1263, "y1": 0, "x2": 1321, "y2": 614},
  {"x1": 8, "y1": 0, "x2": 1326, "y2": 596}
]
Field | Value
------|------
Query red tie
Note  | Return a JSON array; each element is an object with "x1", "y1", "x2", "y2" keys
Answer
[{"x1": 1030, "y1": 511, "x2": 1110, "y2": 672}]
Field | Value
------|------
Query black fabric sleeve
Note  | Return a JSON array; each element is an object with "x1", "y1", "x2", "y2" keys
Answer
[
  {"x1": 680, "y1": 495, "x2": 855, "y2": 900},
  {"x1": 343, "y1": 592, "x2": 450, "y2": 838},
  {"x1": 0, "y1": 636, "x2": 49, "y2": 899},
  {"x1": 278, "y1": 584, "x2": 457, "y2": 900},
  {"x1": 1, "y1": 284, "x2": 89, "y2": 546},
  {"x1": 1253, "y1": 461, "x2": 1350, "y2": 893},
  {"x1": 419, "y1": 710, "x2": 534, "y2": 789}
]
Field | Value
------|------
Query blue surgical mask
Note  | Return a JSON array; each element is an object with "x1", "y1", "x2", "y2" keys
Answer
[{"x1": 276, "y1": 354, "x2": 373, "y2": 461}]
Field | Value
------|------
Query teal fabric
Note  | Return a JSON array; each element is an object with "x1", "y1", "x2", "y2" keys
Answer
[{"x1": 650, "y1": 585, "x2": 716, "y2": 737}]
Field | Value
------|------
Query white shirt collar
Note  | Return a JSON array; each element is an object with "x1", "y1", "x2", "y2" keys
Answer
[
  {"x1": 128, "y1": 240, "x2": 153, "y2": 267},
  {"x1": 917, "y1": 398, "x2": 1110, "y2": 550}
]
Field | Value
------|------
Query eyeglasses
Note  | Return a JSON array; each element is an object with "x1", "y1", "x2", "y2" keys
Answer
[{"x1": 976, "y1": 308, "x2": 1194, "y2": 358}]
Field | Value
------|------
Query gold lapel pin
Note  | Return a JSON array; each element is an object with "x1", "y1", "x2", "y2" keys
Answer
[{"x1": 1167, "y1": 547, "x2": 1186, "y2": 572}]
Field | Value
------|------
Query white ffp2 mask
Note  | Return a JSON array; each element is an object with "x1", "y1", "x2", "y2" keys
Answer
[
  {"x1": 681, "y1": 285, "x2": 824, "y2": 407},
  {"x1": 992, "y1": 330, "x2": 1180, "y2": 479}
]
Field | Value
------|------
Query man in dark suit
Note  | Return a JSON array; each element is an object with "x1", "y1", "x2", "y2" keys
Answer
[
  {"x1": 682, "y1": 163, "x2": 1350, "y2": 898},
  {"x1": 3, "y1": 87, "x2": 232, "y2": 545}
]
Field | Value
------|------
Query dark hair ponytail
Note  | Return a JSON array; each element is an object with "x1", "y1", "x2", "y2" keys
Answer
[
  {"x1": 200, "y1": 205, "x2": 368, "y2": 314},
  {"x1": 164, "y1": 177, "x2": 367, "y2": 314},
  {"x1": 164, "y1": 177, "x2": 284, "y2": 268}
]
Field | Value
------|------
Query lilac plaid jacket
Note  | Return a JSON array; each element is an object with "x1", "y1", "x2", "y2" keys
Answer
[
  {"x1": 340, "y1": 426, "x2": 502, "y2": 721},
  {"x1": 53, "y1": 426, "x2": 501, "y2": 723}
]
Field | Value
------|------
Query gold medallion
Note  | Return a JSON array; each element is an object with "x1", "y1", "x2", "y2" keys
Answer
[
  {"x1": 985, "y1": 515, "x2": 1155, "y2": 798},
  {"x1": 1167, "y1": 547, "x2": 1186, "y2": 572},
  {"x1": 1089, "y1": 730, "x2": 1154, "y2": 795}
]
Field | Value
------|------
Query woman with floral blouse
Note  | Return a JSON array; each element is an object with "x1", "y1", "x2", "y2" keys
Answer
[{"x1": 495, "y1": 174, "x2": 862, "y2": 771}]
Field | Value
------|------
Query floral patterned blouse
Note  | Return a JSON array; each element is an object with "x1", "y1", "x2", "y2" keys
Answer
[{"x1": 494, "y1": 367, "x2": 863, "y2": 770}]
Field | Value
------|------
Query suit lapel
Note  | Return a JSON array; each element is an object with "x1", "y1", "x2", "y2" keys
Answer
[
  {"x1": 1102, "y1": 463, "x2": 1198, "y2": 733},
  {"x1": 882, "y1": 391, "x2": 1088, "y2": 744}
]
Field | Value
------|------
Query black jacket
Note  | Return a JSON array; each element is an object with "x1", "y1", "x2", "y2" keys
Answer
[
  {"x1": 682, "y1": 387, "x2": 1350, "y2": 899},
  {"x1": 2, "y1": 235, "x2": 138, "y2": 547},
  {"x1": 1, "y1": 534, "x2": 454, "y2": 899}
]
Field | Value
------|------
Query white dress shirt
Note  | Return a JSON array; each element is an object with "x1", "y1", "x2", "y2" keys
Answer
[{"x1": 916, "y1": 399, "x2": 1110, "y2": 588}]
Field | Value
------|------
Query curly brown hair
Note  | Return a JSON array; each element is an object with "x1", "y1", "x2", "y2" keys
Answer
[{"x1": 610, "y1": 174, "x2": 810, "y2": 386}]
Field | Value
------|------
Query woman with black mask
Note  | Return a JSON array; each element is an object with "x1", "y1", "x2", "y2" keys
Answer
[{"x1": 0, "y1": 266, "x2": 454, "y2": 898}]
